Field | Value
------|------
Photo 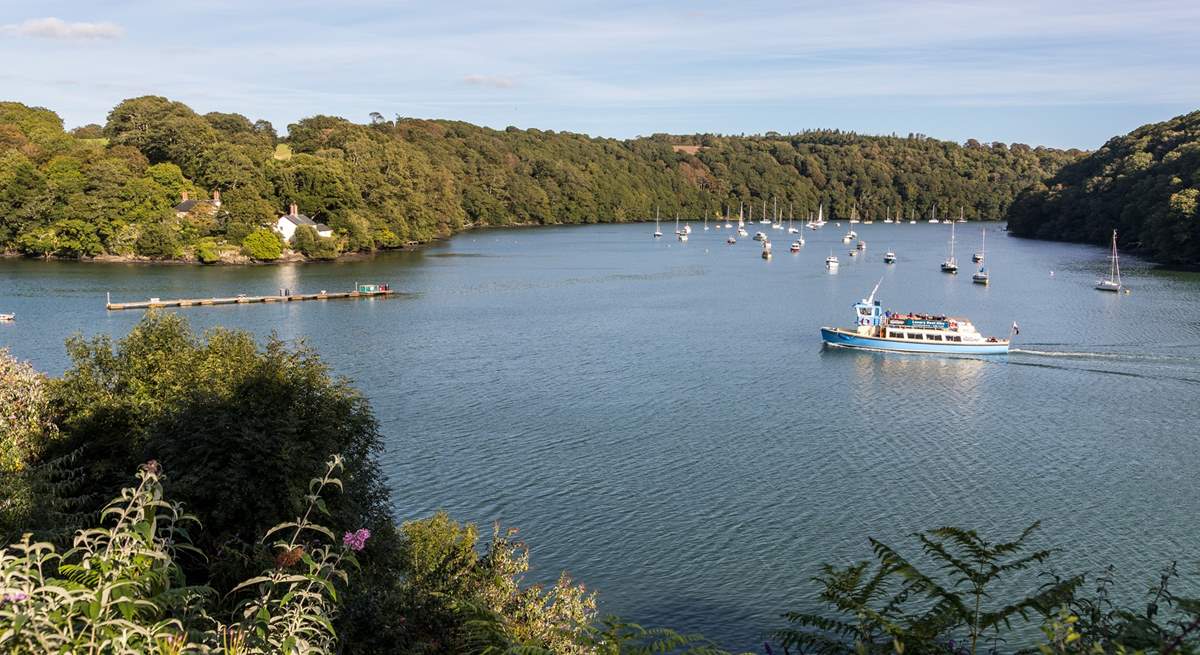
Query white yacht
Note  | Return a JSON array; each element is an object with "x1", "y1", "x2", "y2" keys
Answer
[{"x1": 1096, "y1": 230, "x2": 1123, "y2": 292}]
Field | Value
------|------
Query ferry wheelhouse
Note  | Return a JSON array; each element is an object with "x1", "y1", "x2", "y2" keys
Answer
[{"x1": 820, "y1": 284, "x2": 1010, "y2": 354}]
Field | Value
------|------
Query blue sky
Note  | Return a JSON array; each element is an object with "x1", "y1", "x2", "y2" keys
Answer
[{"x1": 2, "y1": 0, "x2": 1197, "y2": 148}]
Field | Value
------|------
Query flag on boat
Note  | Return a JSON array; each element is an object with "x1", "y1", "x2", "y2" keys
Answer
[{"x1": 1012, "y1": 321, "x2": 1020, "y2": 335}]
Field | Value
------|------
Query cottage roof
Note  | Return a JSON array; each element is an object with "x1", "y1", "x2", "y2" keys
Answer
[
  {"x1": 174, "y1": 199, "x2": 199, "y2": 213},
  {"x1": 280, "y1": 213, "x2": 317, "y2": 227}
]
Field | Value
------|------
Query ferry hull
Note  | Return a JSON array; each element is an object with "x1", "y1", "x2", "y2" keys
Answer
[{"x1": 820, "y1": 328, "x2": 1009, "y2": 355}]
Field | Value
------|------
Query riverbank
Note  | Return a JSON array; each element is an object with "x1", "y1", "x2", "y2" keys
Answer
[
  {"x1": 1, "y1": 244, "x2": 413, "y2": 266},
  {"x1": 0, "y1": 218, "x2": 1027, "y2": 266}
]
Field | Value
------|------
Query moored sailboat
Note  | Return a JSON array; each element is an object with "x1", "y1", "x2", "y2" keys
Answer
[
  {"x1": 1095, "y1": 230, "x2": 1124, "y2": 292},
  {"x1": 940, "y1": 220, "x2": 958, "y2": 273}
]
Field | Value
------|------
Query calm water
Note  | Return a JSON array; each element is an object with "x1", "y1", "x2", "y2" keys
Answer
[{"x1": 3, "y1": 222, "x2": 1199, "y2": 649}]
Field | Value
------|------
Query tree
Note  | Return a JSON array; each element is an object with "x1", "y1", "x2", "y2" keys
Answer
[
  {"x1": 1008, "y1": 109, "x2": 1200, "y2": 267},
  {"x1": 50, "y1": 219, "x2": 102, "y2": 257},
  {"x1": 241, "y1": 227, "x2": 282, "y2": 260},
  {"x1": 103, "y1": 96, "x2": 218, "y2": 176},
  {"x1": 134, "y1": 222, "x2": 180, "y2": 258},
  {"x1": 4, "y1": 95, "x2": 1087, "y2": 263},
  {"x1": 290, "y1": 224, "x2": 318, "y2": 255}
]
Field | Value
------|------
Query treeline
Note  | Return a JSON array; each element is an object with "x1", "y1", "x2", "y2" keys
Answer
[
  {"x1": 1007, "y1": 110, "x2": 1200, "y2": 268},
  {"x1": 0, "y1": 96, "x2": 1079, "y2": 262},
  {"x1": 3, "y1": 323, "x2": 1200, "y2": 653}
]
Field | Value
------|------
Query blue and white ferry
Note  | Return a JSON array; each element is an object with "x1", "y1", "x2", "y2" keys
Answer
[{"x1": 820, "y1": 282, "x2": 1011, "y2": 355}]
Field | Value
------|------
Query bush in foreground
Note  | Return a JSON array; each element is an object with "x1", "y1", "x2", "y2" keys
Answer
[{"x1": 0, "y1": 456, "x2": 359, "y2": 654}]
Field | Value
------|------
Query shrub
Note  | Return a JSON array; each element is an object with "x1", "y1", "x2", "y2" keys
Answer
[
  {"x1": 0, "y1": 349, "x2": 63, "y2": 535},
  {"x1": 307, "y1": 235, "x2": 340, "y2": 260},
  {"x1": 134, "y1": 222, "x2": 180, "y2": 258},
  {"x1": 224, "y1": 220, "x2": 254, "y2": 243},
  {"x1": 195, "y1": 238, "x2": 220, "y2": 263},
  {"x1": 15, "y1": 228, "x2": 57, "y2": 257},
  {"x1": 49, "y1": 219, "x2": 103, "y2": 257},
  {"x1": 290, "y1": 224, "x2": 318, "y2": 255},
  {"x1": 242, "y1": 227, "x2": 282, "y2": 260},
  {"x1": 374, "y1": 227, "x2": 401, "y2": 249},
  {"x1": 0, "y1": 457, "x2": 360, "y2": 654},
  {"x1": 46, "y1": 312, "x2": 399, "y2": 647}
]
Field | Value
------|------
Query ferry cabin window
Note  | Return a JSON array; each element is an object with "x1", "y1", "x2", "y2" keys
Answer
[
  {"x1": 907, "y1": 333, "x2": 923, "y2": 340},
  {"x1": 947, "y1": 335, "x2": 962, "y2": 342},
  {"x1": 927, "y1": 334, "x2": 943, "y2": 341},
  {"x1": 858, "y1": 308, "x2": 873, "y2": 316}
]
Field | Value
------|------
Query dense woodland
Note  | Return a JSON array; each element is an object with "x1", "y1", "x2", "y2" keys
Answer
[
  {"x1": 1007, "y1": 111, "x2": 1200, "y2": 268},
  {"x1": 0, "y1": 96, "x2": 1079, "y2": 262}
]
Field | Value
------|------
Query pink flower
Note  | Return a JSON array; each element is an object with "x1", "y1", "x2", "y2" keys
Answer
[
  {"x1": 342, "y1": 528, "x2": 370, "y2": 552},
  {"x1": 2, "y1": 592, "x2": 28, "y2": 603}
]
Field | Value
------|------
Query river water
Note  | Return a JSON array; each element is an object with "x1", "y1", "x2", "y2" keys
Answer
[{"x1": 2, "y1": 222, "x2": 1198, "y2": 649}]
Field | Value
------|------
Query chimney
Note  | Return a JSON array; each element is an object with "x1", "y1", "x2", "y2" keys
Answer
[
  {"x1": 211, "y1": 189, "x2": 221, "y2": 206},
  {"x1": 289, "y1": 202, "x2": 298, "y2": 216},
  {"x1": 181, "y1": 190, "x2": 189, "y2": 202}
]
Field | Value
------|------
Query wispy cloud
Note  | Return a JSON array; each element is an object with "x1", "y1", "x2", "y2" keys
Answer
[
  {"x1": 2, "y1": 1, "x2": 1196, "y2": 147},
  {"x1": 463, "y1": 74, "x2": 515, "y2": 89},
  {"x1": 1, "y1": 17, "x2": 124, "y2": 40}
]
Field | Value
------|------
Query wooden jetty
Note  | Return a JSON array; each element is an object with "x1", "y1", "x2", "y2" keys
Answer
[{"x1": 106, "y1": 284, "x2": 396, "y2": 311}]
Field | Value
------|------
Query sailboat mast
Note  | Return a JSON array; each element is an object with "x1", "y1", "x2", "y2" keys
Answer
[{"x1": 1112, "y1": 230, "x2": 1121, "y2": 285}]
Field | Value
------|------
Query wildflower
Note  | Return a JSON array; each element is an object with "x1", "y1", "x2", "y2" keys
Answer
[
  {"x1": 342, "y1": 527, "x2": 370, "y2": 552},
  {"x1": 2, "y1": 591, "x2": 29, "y2": 603},
  {"x1": 143, "y1": 459, "x2": 161, "y2": 475},
  {"x1": 275, "y1": 545, "x2": 305, "y2": 569}
]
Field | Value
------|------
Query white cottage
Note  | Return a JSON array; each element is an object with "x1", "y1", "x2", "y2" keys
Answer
[{"x1": 275, "y1": 203, "x2": 333, "y2": 241}]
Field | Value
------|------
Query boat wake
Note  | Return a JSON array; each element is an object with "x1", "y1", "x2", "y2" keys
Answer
[
  {"x1": 1007, "y1": 359, "x2": 1200, "y2": 386},
  {"x1": 1010, "y1": 347, "x2": 1200, "y2": 364}
]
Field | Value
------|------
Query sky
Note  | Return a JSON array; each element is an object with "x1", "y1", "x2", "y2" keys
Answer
[{"x1": 1, "y1": 0, "x2": 1198, "y2": 149}]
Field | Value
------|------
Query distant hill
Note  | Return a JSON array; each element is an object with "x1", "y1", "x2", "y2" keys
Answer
[
  {"x1": 1007, "y1": 110, "x2": 1200, "y2": 268},
  {"x1": 0, "y1": 96, "x2": 1080, "y2": 262}
]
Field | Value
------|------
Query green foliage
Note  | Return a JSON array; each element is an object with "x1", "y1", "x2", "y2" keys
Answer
[
  {"x1": 289, "y1": 225, "x2": 341, "y2": 260},
  {"x1": 194, "y1": 237, "x2": 220, "y2": 263},
  {"x1": 0, "y1": 348, "x2": 60, "y2": 473},
  {"x1": 773, "y1": 523, "x2": 1083, "y2": 654},
  {"x1": 103, "y1": 96, "x2": 219, "y2": 176},
  {"x1": 2, "y1": 96, "x2": 1081, "y2": 262},
  {"x1": 134, "y1": 222, "x2": 181, "y2": 258},
  {"x1": 773, "y1": 525, "x2": 1200, "y2": 655},
  {"x1": 0, "y1": 457, "x2": 362, "y2": 654},
  {"x1": 0, "y1": 349, "x2": 64, "y2": 535},
  {"x1": 43, "y1": 313, "x2": 399, "y2": 648},
  {"x1": 54, "y1": 219, "x2": 103, "y2": 256},
  {"x1": 1007, "y1": 110, "x2": 1200, "y2": 268},
  {"x1": 290, "y1": 224, "x2": 318, "y2": 254},
  {"x1": 242, "y1": 227, "x2": 283, "y2": 260}
]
